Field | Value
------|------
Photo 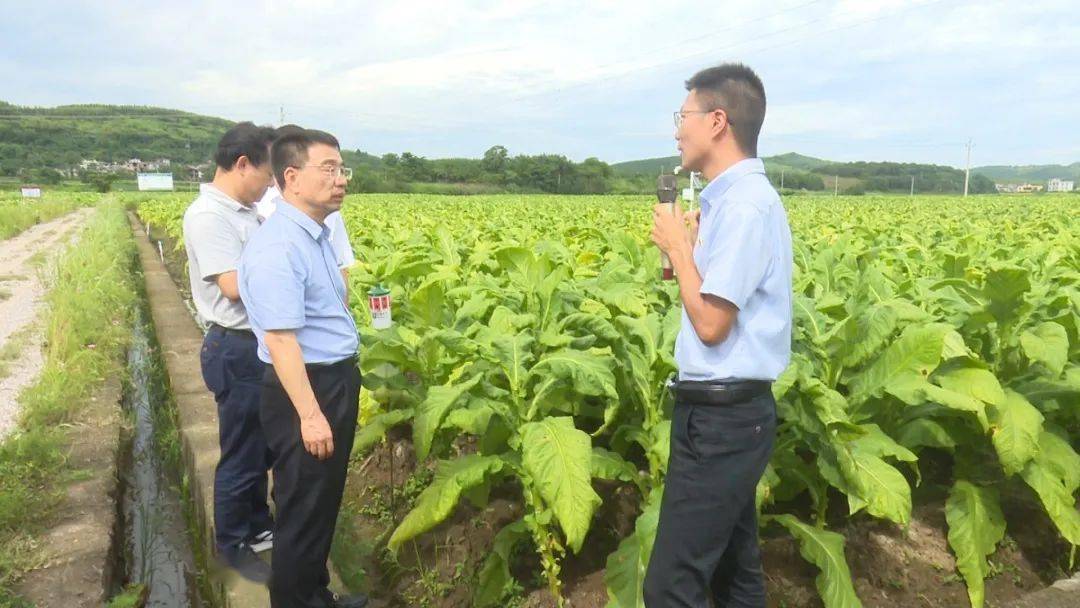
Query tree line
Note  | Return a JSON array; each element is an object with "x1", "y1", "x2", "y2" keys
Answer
[{"x1": 347, "y1": 146, "x2": 617, "y2": 195}]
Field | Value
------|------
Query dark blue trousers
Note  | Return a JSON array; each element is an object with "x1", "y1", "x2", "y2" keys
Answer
[
  {"x1": 643, "y1": 392, "x2": 777, "y2": 608},
  {"x1": 200, "y1": 326, "x2": 274, "y2": 553}
]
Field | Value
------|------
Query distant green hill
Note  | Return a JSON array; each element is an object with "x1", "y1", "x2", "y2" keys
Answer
[
  {"x1": 972, "y1": 163, "x2": 1080, "y2": 184},
  {"x1": 766, "y1": 152, "x2": 831, "y2": 172},
  {"x1": 0, "y1": 100, "x2": 393, "y2": 179},
  {"x1": 609, "y1": 155, "x2": 681, "y2": 176},
  {"x1": 0, "y1": 101, "x2": 234, "y2": 172},
  {"x1": 612, "y1": 152, "x2": 999, "y2": 194}
]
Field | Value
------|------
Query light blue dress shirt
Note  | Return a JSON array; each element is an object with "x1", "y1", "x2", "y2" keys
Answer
[
  {"x1": 674, "y1": 158, "x2": 793, "y2": 381},
  {"x1": 238, "y1": 200, "x2": 359, "y2": 365}
]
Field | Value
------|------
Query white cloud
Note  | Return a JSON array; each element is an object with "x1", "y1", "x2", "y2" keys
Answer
[{"x1": 1, "y1": 0, "x2": 1078, "y2": 164}]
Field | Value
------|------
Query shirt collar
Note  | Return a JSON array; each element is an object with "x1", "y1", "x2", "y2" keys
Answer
[
  {"x1": 275, "y1": 199, "x2": 329, "y2": 241},
  {"x1": 699, "y1": 158, "x2": 766, "y2": 214},
  {"x1": 199, "y1": 182, "x2": 251, "y2": 213}
]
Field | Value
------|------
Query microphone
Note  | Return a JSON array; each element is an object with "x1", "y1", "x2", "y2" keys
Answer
[{"x1": 656, "y1": 174, "x2": 678, "y2": 281}]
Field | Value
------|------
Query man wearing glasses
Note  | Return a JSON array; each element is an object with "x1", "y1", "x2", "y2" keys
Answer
[
  {"x1": 256, "y1": 124, "x2": 356, "y2": 286},
  {"x1": 645, "y1": 63, "x2": 793, "y2": 607},
  {"x1": 239, "y1": 128, "x2": 367, "y2": 608}
]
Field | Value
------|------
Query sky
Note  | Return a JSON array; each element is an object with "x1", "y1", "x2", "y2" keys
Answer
[{"x1": 2, "y1": 0, "x2": 1079, "y2": 167}]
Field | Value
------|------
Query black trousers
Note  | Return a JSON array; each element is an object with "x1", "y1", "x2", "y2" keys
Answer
[
  {"x1": 643, "y1": 391, "x2": 777, "y2": 608},
  {"x1": 261, "y1": 356, "x2": 360, "y2": 608},
  {"x1": 200, "y1": 327, "x2": 273, "y2": 553}
]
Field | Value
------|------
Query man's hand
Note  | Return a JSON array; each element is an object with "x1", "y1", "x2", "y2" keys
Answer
[
  {"x1": 264, "y1": 329, "x2": 336, "y2": 461},
  {"x1": 651, "y1": 203, "x2": 692, "y2": 255},
  {"x1": 300, "y1": 407, "x2": 335, "y2": 460}
]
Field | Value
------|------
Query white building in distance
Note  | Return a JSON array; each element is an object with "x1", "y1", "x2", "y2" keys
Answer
[{"x1": 1047, "y1": 178, "x2": 1075, "y2": 192}]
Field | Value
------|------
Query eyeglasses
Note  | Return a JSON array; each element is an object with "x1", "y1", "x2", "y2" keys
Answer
[
  {"x1": 297, "y1": 164, "x2": 353, "y2": 181},
  {"x1": 673, "y1": 109, "x2": 734, "y2": 130}
]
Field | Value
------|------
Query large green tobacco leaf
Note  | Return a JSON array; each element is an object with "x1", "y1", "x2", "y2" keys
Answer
[
  {"x1": 520, "y1": 417, "x2": 602, "y2": 554},
  {"x1": 1020, "y1": 321, "x2": 1069, "y2": 377},
  {"x1": 527, "y1": 348, "x2": 619, "y2": 400},
  {"x1": 919, "y1": 383, "x2": 990, "y2": 431},
  {"x1": 604, "y1": 489, "x2": 661, "y2": 608},
  {"x1": 409, "y1": 272, "x2": 453, "y2": 326},
  {"x1": 896, "y1": 418, "x2": 958, "y2": 450},
  {"x1": 1034, "y1": 430, "x2": 1080, "y2": 494},
  {"x1": 945, "y1": 480, "x2": 1005, "y2": 608},
  {"x1": 482, "y1": 332, "x2": 535, "y2": 396},
  {"x1": 849, "y1": 323, "x2": 955, "y2": 405},
  {"x1": 413, "y1": 373, "x2": 484, "y2": 461},
  {"x1": 388, "y1": 454, "x2": 506, "y2": 552},
  {"x1": 841, "y1": 449, "x2": 912, "y2": 525},
  {"x1": 591, "y1": 447, "x2": 640, "y2": 486},
  {"x1": 988, "y1": 390, "x2": 1043, "y2": 476},
  {"x1": 526, "y1": 348, "x2": 619, "y2": 422},
  {"x1": 935, "y1": 367, "x2": 1006, "y2": 406},
  {"x1": 1020, "y1": 431, "x2": 1080, "y2": 545},
  {"x1": 1020, "y1": 458, "x2": 1080, "y2": 546},
  {"x1": 983, "y1": 265, "x2": 1031, "y2": 327},
  {"x1": 352, "y1": 408, "x2": 414, "y2": 457},
  {"x1": 767, "y1": 515, "x2": 863, "y2": 608},
  {"x1": 819, "y1": 444, "x2": 912, "y2": 525},
  {"x1": 841, "y1": 305, "x2": 899, "y2": 369}
]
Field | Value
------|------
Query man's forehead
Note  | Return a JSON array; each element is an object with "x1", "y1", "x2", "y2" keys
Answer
[{"x1": 307, "y1": 144, "x2": 342, "y2": 163}]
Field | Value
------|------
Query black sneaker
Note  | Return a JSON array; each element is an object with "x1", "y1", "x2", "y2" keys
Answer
[
  {"x1": 219, "y1": 542, "x2": 271, "y2": 584},
  {"x1": 248, "y1": 529, "x2": 273, "y2": 553}
]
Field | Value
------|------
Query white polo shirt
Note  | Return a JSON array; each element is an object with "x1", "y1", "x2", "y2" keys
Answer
[{"x1": 183, "y1": 184, "x2": 262, "y2": 329}]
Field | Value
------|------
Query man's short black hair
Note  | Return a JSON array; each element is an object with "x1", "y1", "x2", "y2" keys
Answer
[
  {"x1": 275, "y1": 123, "x2": 305, "y2": 139},
  {"x1": 271, "y1": 128, "x2": 341, "y2": 189},
  {"x1": 685, "y1": 63, "x2": 766, "y2": 156},
  {"x1": 213, "y1": 122, "x2": 276, "y2": 170}
]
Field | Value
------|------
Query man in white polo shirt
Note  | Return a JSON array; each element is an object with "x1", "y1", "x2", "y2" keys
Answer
[{"x1": 183, "y1": 122, "x2": 278, "y2": 583}]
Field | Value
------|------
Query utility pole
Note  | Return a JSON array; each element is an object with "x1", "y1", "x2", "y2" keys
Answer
[
  {"x1": 911, "y1": 175, "x2": 915, "y2": 197},
  {"x1": 780, "y1": 169, "x2": 785, "y2": 190},
  {"x1": 279, "y1": 105, "x2": 285, "y2": 127},
  {"x1": 963, "y1": 138, "x2": 973, "y2": 197},
  {"x1": 834, "y1": 175, "x2": 839, "y2": 196}
]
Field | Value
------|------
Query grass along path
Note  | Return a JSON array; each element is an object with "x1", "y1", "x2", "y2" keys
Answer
[
  {"x1": 0, "y1": 200, "x2": 139, "y2": 606},
  {"x1": 0, "y1": 207, "x2": 95, "y2": 440}
]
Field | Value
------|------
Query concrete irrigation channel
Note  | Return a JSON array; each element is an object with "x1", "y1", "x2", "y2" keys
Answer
[{"x1": 129, "y1": 213, "x2": 268, "y2": 607}]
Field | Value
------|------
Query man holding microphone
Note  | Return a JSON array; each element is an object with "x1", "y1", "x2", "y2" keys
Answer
[{"x1": 644, "y1": 63, "x2": 793, "y2": 607}]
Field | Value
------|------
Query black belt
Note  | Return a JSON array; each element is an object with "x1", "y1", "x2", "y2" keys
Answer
[
  {"x1": 207, "y1": 323, "x2": 256, "y2": 339},
  {"x1": 306, "y1": 355, "x2": 358, "y2": 372},
  {"x1": 266, "y1": 354, "x2": 359, "y2": 378},
  {"x1": 671, "y1": 380, "x2": 772, "y2": 406}
]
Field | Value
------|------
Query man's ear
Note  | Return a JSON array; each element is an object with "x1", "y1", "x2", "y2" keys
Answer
[
  {"x1": 282, "y1": 166, "x2": 298, "y2": 194},
  {"x1": 235, "y1": 155, "x2": 251, "y2": 172},
  {"x1": 711, "y1": 109, "x2": 729, "y2": 139}
]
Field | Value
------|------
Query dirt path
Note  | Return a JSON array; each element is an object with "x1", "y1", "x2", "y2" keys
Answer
[
  {"x1": 0, "y1": 207, "x2": 94, "y2": 440},
  {"x1": 14, "y1": 377, "x2": 124, "y2": 607}
]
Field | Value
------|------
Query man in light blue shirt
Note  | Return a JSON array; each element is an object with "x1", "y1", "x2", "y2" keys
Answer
[
  {"x1": 238, "y1": 128, "x2": 366, "y2": 608},
  {"x1": 645, "y1": 63, "x2": 792, "y2": 608}
]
